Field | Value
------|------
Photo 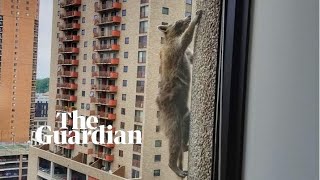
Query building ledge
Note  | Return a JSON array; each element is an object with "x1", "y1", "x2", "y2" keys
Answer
[{"x1": 29, "y1": 146, "x2": 126, "y2": 180}]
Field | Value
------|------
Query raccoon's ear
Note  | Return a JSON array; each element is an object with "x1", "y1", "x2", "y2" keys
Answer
[{"x1": 158, "y1": 25, "x2": 168, "y2": 33}]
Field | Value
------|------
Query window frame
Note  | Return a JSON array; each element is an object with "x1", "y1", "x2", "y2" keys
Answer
[{"x1": 215, "y1": 0, "x2": 251, "y2": 179}]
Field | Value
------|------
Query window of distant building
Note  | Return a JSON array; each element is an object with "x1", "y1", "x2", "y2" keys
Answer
[
  {"x1": 120, "y1": 122, "x2": 125, "y2": 129},
  {"x1": 132, "y1": 169, "x2": 140, "y2": 178},
  {"x1": 119, "y1": 150, "x2": 123, "y2": 157},
  {"x1": 121, "y1": 108, "x2": 126, "y2": 115},
  {"x1": 140, "y1": 6, "x2": 149, "y2": 18},
  {"x1": 122, "y1": 10, "x2": 126, "y2": 16},
  {"x1": 155, "y1": 140, "x2": 162, "y2": 147},
  {"x1": 123, "y1": 66, "x2": 128, "y2": 72},
  {"x1": 138, "y1": 36, "x2": 147, "y2": 48},
  {"x1": 124, "y1": 52, "x2": 129, "y2": 58},
  {"x1": 138, "y1": 51, "x2": 146, "y2": 63},
  {"x1": 122, "y1": 94, "x2": 127, "y2": 101},
  {"x1": 125, "y1": 37, "x2": 129, "y2": 44},
  {"x1": 154, "y1": 170, "x2": 161, "y2": 176},
  {"x1": 154, "y1": 155, "x2": 161, "y2": 162},
  {"x1": 123, "y1": 80, "x2": 127, "y2": 87},
  {"x1": 121, "y1": 24, "x2": 126, "y2": 30},
  {"x1": 162, "y1": 7, "x2": 169, "y2": 15},
  {"x1": 139, "y1": 21, "x2": 148, "y2": 33}
]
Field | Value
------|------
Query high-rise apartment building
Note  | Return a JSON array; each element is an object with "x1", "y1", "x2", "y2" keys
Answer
[
  {"x1": 0, "y1": 0, "x2": 39, "y2": 143},
  {"x1": 28, "y1": 0, "x2": 192, "y2": 179}
]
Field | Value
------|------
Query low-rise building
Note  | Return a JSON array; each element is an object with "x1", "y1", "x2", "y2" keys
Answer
[{"x1": 0, "y1": 144, "x2": 29, "y2": 180}]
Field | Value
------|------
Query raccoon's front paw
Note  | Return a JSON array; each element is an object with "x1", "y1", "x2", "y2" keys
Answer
[
  {"x1": 196, "y1": 9, "x2": 203, "y2": 23},
  {"x1": 196, "y1": 10, "x2": 203, "y2": 16}
]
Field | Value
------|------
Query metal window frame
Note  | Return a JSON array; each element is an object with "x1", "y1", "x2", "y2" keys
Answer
[{"x1": 214, "y1": 0, "x2": 251, "y2": 179}]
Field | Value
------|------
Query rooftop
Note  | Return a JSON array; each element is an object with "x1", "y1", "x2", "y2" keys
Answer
[{"x1": 0, "y1": 143, "x2": 29, "y2": 156}]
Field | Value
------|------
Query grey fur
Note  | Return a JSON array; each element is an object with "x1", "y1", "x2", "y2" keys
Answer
[{"x1": 156, "y1": 10, "x2": 203, "y2": 178}]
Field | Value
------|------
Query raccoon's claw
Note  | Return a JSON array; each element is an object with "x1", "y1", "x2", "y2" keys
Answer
[
  {"x1": 195, "y1": 10, "x2": 203, "y2": 23},
  {"x1": 182, "y1": 171, "x2": 188, "y2": 177},
  {"x1": 196, "y1": 10, "x2": 203, "y2": 17},
  {"x1": 176, "y1": 170, "x2": 188, "y2": 178}
]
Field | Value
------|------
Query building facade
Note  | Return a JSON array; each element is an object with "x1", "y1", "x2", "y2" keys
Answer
[
  {"x1": 0, "y1": 0, "x2": 39, "y2": 143},
  {"x1": 28, "y1": 0, "x2": 192, "y2": 179},
  {"x1": 31, "y1": 93, "x2": 49, "y2": 146}
]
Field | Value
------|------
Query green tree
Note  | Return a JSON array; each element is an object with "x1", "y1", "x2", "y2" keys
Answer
[{"x1": 36, "y1": 78, "x2": 49, "y2": 93}]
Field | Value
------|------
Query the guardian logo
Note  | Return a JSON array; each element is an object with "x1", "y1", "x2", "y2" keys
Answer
[{"x1": 35, "y1": 111, "x2": 142, "y2": 145}]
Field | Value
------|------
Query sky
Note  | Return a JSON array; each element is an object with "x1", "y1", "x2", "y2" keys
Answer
[{"x1": 36, "y1": 0, "x2": 53, "y2": 79}]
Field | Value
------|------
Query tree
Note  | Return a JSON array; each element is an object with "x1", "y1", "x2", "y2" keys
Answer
[
  {"x1": 36, "y1": 78, "x2": 49, "y2": 93},
  {"x1": 188, "y1": 0, "x2": 221, "y2": 179}
]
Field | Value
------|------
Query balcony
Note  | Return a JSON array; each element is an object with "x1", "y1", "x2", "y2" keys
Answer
[
  {"x1": 93, "y1": 44, "x2": 120, "y2": 52},
  {"x1": 90, "y1": 110, "x2": 116, "y2": 120},
  {"x1": 133, "y1": 144, "x2": 141, "y2": 153},
  {"x1": 59, "y1": 35, "x2": 80, "y2": 42},
  {"x1": 138, "y1": 42, "x2": 147, "y2": 48},
  {"x1": 56, "y1": 94, "x2": 77, "y2": 102},
  {"x1": 57, "y1": 83, "x2": 78, "y2": 90},
  {"x1": 66, "y1": 131, "x2": 75, "y2": 138},
  {"x1": 59, "y1": 130, "x2": 75, "y2": 137},
  {"x1": 56, "y1": 106, "x2": 76, "y2": 112},
  {"x1": 101, "y1": 112, "x2": 116, "y2": 120},
  {"x1": 60, "y1": 0, "x2": 81, "y2": 8},
  {"x1": 105, "y1": 143, "x2": 115, "y2": 148},
  {"x1": 57, "y1": 71, "x2": 78, "y2": 77},
  {"x1": 92, "y1": 71, "x2": 118, "y2": 79},
  {"x1": 67, "y1": 119, "x2": 73, "y2": 126},
  {"x1": 137, "y1": 71, "x2": 145, "y2": 78},
  {"x1": 56, "y1": 105, "x2": 63, "y2": 111},
  {"x1": 134, "y1": 116, "x2": 143, "y2": 123},
  {"x1": 58, "y1": 47, "x2": 80, "y2": 54},
  {"x1": 93, "y1": 57, "x2": 119, "y2": 65},
  {"x1": 141, "y1": 0, "x2": 149, "y2": 4},
  {"x1": 58, "y1": 59, "x2": 79, "y2": 65},
  {"x1": 87, "y1": 148, "x2": 93, "y2": 155},
  {"x1": 90, "y1": 98, "x2": 117, "y2": 106},
  {"x1": 94, "y1": 16, "x2": 121, "y2": 26},
  {"x1": 140, "y1": 13, "x2": 148, "y2": 19},
  {"x1": 135, "y1": 101, "x2": 144, "y2": 108},
  {"x1": 59, "y1": 23, "x2": 80, "y2": 31},
  {"x1": 60, "y1": 11, "x2": 81, "y2": 19},
  {"x1": 95, "y1": 2, "x2": 122, "y2": 13},
  {"x1": 92, "y1": 84, "x2": 118, "y2": 92},
  {"x1": 132, "y1": 160, "x2": 140, "y2": 168},
  {"x1": 65, "y1": 144, "x2": 75, "y2": 150},
  {"x1": 93, "y1": 30, "x2": 120, "y2": 39},
  {"x1": 105, "y1": 154, "x2": 114, "y2": 162},
  {"x1": 136, "y1": 86, "x2": 145, "y2": 93}
]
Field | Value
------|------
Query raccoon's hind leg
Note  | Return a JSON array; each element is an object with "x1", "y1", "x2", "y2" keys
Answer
[
  {"x1": 169, "y1": 135, "x2": 188, "y2": 178},
  {"x1": 182, "y1": 111, "x2": 190, "y2": 152}
]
